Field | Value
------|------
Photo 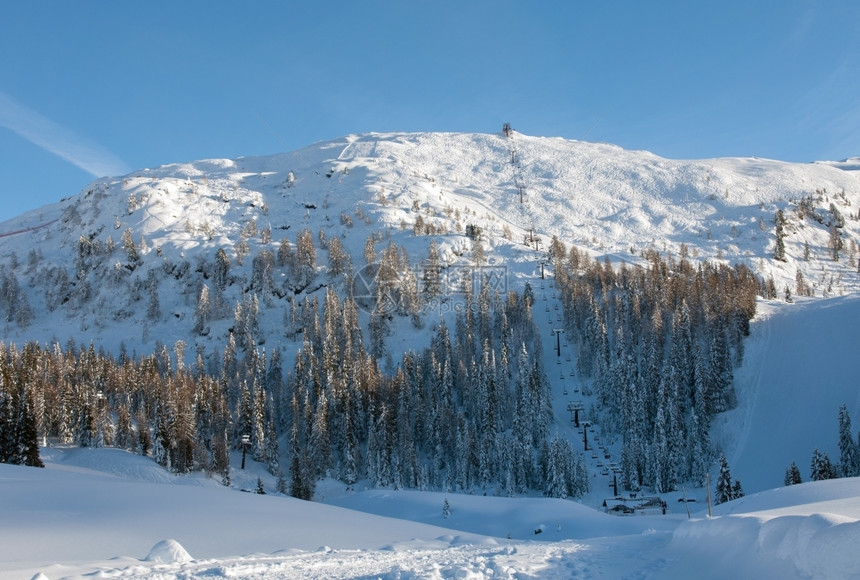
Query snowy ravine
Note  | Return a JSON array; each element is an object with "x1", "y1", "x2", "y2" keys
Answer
[{"x1": 2, "y1": 131, "x2": 860, "y2": 579}]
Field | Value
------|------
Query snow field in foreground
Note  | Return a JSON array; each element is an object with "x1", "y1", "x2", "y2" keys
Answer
[{"x1": 1, "y1": 446, "x2": 858, "y2": 579}]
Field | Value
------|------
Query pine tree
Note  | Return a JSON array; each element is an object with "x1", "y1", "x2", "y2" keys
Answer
[
  {"x1": 545, "y1": 434, "x2": 568, "y2": 499},
  {"x1": 214, "y1": 248, "x2": 230, "y2": 290},
  {"x1": 689, "y1": 361, "x2": 711, "y2": 486},
  {"x1": 810, "y1": 448, "x2": 838, "y2": 481},
  {"x1": 122, "y1": 228, "x2": 142, "y2": 269},
  {"x1": 308, "y1": 395, "x2": 332, "y2": 478},
  {"x1": 146, "y1": 270, "x2": 161, "y2": 321},
  {"x1": 289, "y1": 423, "x2": 313, "y2": 500},
  {"x1": 715, "y1": 454, "x2": 735, "y2": 504},
  {"x1": 732, "y1": 479, "x2": 744, "y2": 500},
  {"x1": 115, "y1": 402, "x2": 135, "y2": 451},
  {"x1": 277, "y1": 237, "x2": 292, "y2": 268},
  {"x1": 828, "y1": 224, "x2": 843, "y2": 261},
  {"x1": 784, "y1": 462, "x2": 802, "y2": 485},
  {"x1": 837, "y1": 404, "x2": 860, "y2": 477},
  {"x1": 369, "y1": 299, "x2": 389, "y2": 361},
  {"x1": 16, "y1": 384, "x2": 43, "y2": 468},
  {"x1": 422, "y1": 240, "x2": 443, "y2": 301},
  {"x1": 250, "y1": 250, "x2": 275, "y2": 300},
  {"x1": 193, "y1": 285, "x2": 211, "y2": 336},
  {"x1": 288, "y1": 228, "x2": 316, "y2": 290},
  {"x1": 136, "y1": 408, "x2": 152, "y2": 457},
  {"x1": 773, "y1": 210, "x2": 787, "y2": 262},
  {"x1": 326, "y1": 236, "x2": 349, "y2": 278},
  {"x1": 213, "y1": 427, "x2": 230, "y2": 486},
  {"x1": 15, "y1": 291, "x2": 33, "y2": 328},
  {"x1": 363, "y1": 235, "x2": 377, "y2": 276},
  {"x1": 795, "y1": 269, "x2": 808, "y2": 297},
  {"x1": 471, "y1": 238, "x2": 486, "y2": 267}
]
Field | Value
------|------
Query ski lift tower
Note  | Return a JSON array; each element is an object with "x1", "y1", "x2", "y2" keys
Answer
[
  {"x1": 567, "y1": 400, "x2": 584, "y2": 428},
  {"x1": 539, "y1": 259, "x2": 549, "y2": 279},
  {"x1": 241, "y1": 434, "x2": 250, "y2": 469},
  {"x1": 551, "y1": 328, "x2": 564, "y2": 358}
]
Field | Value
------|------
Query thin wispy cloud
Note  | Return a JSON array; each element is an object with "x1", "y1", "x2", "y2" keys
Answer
[{"x1": 0, "y1": 91, "x2": 131, "y2": 177}]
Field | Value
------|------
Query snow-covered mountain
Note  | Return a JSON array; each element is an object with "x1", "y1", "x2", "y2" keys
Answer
[
  {"x1": 2, "y1": 130, "x2": 859, "y2": 353},
  {"x1": 2, "y1": 131, "x2": 860, "y2": 578}
]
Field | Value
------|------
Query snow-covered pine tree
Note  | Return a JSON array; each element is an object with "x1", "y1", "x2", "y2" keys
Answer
[
  {"x1": 731, "y1": 478, "x2": 744, "y2": 499},
  {"x1": 214, "y1": 248, "x2": 230, "y2": 290},
  {"x1": 308, "y1": 394, "x2": 332, "y2": 479},
  {"x1": 121, "y1": 227, "x2": 142, "y2": 269},
  {"x1": 810, "y1": 448, "x2": 838, "y2": 481},
  {"x1": 289, "y1": 423, "x2": 313, "y2": 500},
  {"x1": 422, "y1": 240, "x2": 442, "y2": 301},
  {"x1": 773, "y1": 210, "x2": 787, "y2": 262},
  {"x1": 277, "y1": 237, "x2": 292, "y2": 268},
  {"x1": 837, "y1": 404, "x2": 860, "y2": 477},
  {"x1": 192, "y1": 284, "x2": 211, "y2": 336},
  {"x1": 369, "y1": 296, "x2": 389, "y2": 361},
  {"x1": 715, "y1": 454, "x2": 735, "y2": 504},
  {"x1": 250, "y1": 250, "x2": 275, "y2": 303},
  {"x1": 545, "y1": 434, "x2": 569, "y2": 499},
  {"x1": 326, "y1": 236, "x2": 349, "y2": 278},
  {"x1": 784, "y1": 461, "x2": 802, "y2": 486}
]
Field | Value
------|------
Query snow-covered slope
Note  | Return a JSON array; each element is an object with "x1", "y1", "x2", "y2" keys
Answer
[
  {"x1": 2, "y1": 131, "x2": 860, "y2": 578},
  {"x1": 714, "y1": 295, "x2": 860, "y2": 493},
  {"x1": 1, "y1": 444, "x2": 858, "y2": 579},
  {"x1": 1, "y1": 131, "x2": 859, "y2": 353}
]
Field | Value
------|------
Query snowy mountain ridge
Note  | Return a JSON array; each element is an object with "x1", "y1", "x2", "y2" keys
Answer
[{"x1": 2, "y1": 130, "x2": 860, "y2": 353}]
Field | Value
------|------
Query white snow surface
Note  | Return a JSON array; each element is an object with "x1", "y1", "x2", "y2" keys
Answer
[
  {"x1": 144, "y1": 539, "x2": 193, "y2": 564},
  {"x1": 1, "y1": 445, "x2": 858, "y2": 579},
  {"x1": 2, "y1": 130, "x2": 860, "y2": 354},
  {"x1": 2, "y1": 294, "x2": 860, "y2": 579},
  {"x1": 2, "y1": 131, "x2": 860, "y2": 578}
]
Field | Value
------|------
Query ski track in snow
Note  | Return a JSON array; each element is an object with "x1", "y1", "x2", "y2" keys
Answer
[{"x1": 726, "y1": 303, "x2": 771, "y2": 468}]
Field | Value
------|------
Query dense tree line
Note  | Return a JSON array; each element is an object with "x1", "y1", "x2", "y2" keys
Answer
[
  {"x1": 551, "y1": 238, "x2": 760, "y2": 492},
  {"x1": 0, "y1": 273, "x2": 589, "y2": 499},
  {"x1": 2, "y1": 215, "x2": 763, "y2": 500},
  {"x1": 0, "y1": 343, "x2": 43, "y2": 467},
  {"x1": 285, "y1": 281, "x2": 588, "y2": 499}
]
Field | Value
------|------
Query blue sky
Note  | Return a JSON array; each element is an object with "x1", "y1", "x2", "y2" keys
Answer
[{"x1": 1, "y1": 0, "x2": 859, "y2": 223}]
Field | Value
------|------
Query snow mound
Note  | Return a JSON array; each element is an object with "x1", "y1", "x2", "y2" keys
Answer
[
  {"x1": 670, "y1": 479, "x2": 860, "y2": 578},
  {"x1": 671, "y1": 512, "x2": 860, "y2": 578},
  {"x1": 144, "y1": 539, "x2": 193, "y2": 564},
  {"x1": 30, "y1": 574, "x2": 49, "y2": 580}
]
